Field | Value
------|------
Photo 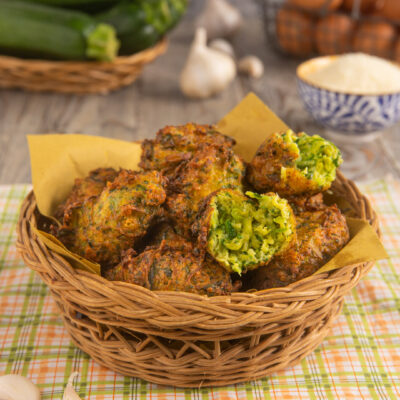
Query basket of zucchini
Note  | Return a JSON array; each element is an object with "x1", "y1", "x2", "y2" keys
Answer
[{"x1": 0, "y1": 0, "x2": 187, "y2": 94}]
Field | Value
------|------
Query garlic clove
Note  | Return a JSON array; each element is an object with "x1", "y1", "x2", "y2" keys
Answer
[
  {"x1": 209, "y1": 39, "x2": 235, "y2": 58},
  {"x1": 196, "y1": 0, "x2": 243, "y2": 40},
  {"x1": 63, "y1": 372, "x2": 82, "y2": 400},
  {"x1": 238, "y1": 55, "x2": 264, "y2": 79},
  {"x1": 0, "y1": 374, "x2": 40, "y2": 400},
  {"x1": 180, "y1": 28, "x2": 236, "y2": 99}
]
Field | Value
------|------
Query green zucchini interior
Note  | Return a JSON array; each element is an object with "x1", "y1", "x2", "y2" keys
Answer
[
  {"x1": 281, "y1": 130, "x2": 342, "y2": 188},
  {"x1": 207, "y1": 190, "x2": 295, "y2": 274}
]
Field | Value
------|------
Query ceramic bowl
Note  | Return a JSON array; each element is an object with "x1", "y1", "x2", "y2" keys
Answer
[{"x1": 297, "y1": 56, "x2": 400, "y2": 134}]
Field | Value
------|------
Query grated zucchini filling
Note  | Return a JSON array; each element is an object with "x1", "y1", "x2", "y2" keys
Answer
[
  {"x1": 207, "y1": 190, "x2": 295, "y2": 274},
  {"x1": 280, "y1": 130, "x2": 342, "y2": 188}
]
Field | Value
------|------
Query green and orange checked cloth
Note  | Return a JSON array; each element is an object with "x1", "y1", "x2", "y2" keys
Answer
[{"x1": 0, "y1": 181, "x2": 399, "y2": 399}]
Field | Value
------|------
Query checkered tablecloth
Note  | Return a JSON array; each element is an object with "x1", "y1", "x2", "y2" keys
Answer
[{"x1": 1, "y1": 182, "x2": 399, "y2": 399}]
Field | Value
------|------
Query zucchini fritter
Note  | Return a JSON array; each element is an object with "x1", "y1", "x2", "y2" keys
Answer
[
  {"x1": 166, "y1": 144, "x2": 245, "y2": 235},
  {"x1": 140, "y1": 123, "x2": 235, "y2": 177},
  {"x1": 288, "y1": 193, "x2": 324, "y2": 215},
  {"x1": 54, "y1": 167, "x2": 118, "y2": 221},
  {"x1": 143, "y1": 221, "x2": 186, "y2": 248},
  {"x1": 104, "y1": 239, "x2": 237, "y2": 296},
  {"x1": 246, "y1": 204, "x2": 349, "y2": 289},
  {"x1": 247, "y1": 130, "x2": 342, "y2": 196},
  {"x1": 192, "y1": 189, "x2": 296, "y2": 275},
  {"x1": 57, "y1": 170, "x2": 167, "y2": 265}
]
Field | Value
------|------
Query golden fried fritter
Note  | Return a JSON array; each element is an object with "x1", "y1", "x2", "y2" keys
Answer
[
  {"x1": 143, "y1": 221, "x2": 187, "y2": 248},
  {"x1": 246, "y1": 204, "x2": 349, "y2": 289},
  {"x1": 104, "y1": 239, "x2": 238, "y2": 296},
  {"x1": 57, "y1": 170, "x2": 167, "y2": 265},
  {"x1": 165, "y1": 144, "x2": 246, "y2": 235},
  {"x1": 192, "y1": 189, "x2": 296, "y2": 274},
  {"x1": 288, "y1": 193, "x2": 324, "y2": 215},
  {"x1": 247, "y1": 130, "x2": 342, "y2": 196},
  {"x1": 54, "y1": 168, "x2": 118, "y2": 221},
  {"x1": 140, "y1": 123, "x2": 235, "y2": 177}
]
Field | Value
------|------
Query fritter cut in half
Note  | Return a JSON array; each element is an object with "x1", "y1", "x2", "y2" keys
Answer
[
  {"x1": 54, "y1": 167, "x2": 118, "y2": 221},
  {"x1": 104, "y1": 239, "x2": 238, "y2": 296},
  {"x1": 247, "y1": 130, "x2": 342, "y2": 196},
  {"x1": 247, "y1": 204, "x2": 349, "y2": 289},
  {"x1": 166, "y1": 144, "x2": 246, "y2": 235},
  {"x1": 140, "y1": 123, "x2": 235, "y2": 177},
  {"x1": 57, "y1": 170, "x2": 167, "y2": 265},
  {"x1": 192, "y1": 189, "x2": 296, "y2": 275}
]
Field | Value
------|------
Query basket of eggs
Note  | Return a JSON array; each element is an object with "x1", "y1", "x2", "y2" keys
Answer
[
  {"x1": 262, "y1": 0, "x2": 400, "y2": 60},
  {"x1": 0, "y1": 0, "x2": 188, "y2": 94},
  {"x1": 16, "y1": 96, "x2": 384, "y2": 387}
]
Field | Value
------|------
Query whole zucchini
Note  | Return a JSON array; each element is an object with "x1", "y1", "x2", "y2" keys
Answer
[
  {"x1": 21, "y1": 0, "x2": 119, "y2": 12},
  {"x1": 0, "y1": 1, "x2": 119, "y2": 61},
  {"x1": 96, "y1": 0, "x2": 188, "y2": 55}
]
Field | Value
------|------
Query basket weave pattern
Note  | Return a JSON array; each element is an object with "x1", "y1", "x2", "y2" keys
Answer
[
  {"x1": 0, "y1": 39, "x2": 167, "y2": 94},
  {"x1": 16, "y1": 172, "x2": 379, "y2": 387}
]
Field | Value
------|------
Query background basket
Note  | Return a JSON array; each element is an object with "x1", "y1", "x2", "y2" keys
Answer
[
  {"x1": 16, "y1": 171, "x2": 379, "y2": 388},
  {"x1": 0, "y1": 39, "x2": 167, "y2": 95},
  {"x1": 261, "y1": 0, "x2": 400, "y2": 60}
]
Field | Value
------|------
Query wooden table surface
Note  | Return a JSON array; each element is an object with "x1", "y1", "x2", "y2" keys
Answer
[{"x1": 0, "y1": 0, "x2": 399, "y2": 184}]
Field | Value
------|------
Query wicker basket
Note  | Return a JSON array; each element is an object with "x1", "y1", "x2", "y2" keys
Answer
[
  {"x1": 0, "y1": 39, "x2": 167, "y2": 95},
  {"x1": 16, "y1": 171, "x2": 379, "y2": 388}
]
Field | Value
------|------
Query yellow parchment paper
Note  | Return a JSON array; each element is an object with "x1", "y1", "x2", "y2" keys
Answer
[
  {"x1": 27, "y1": 92, "x2": 388, "y2": 277},
  {"x1": 217, "y1": 92, "x2": 288, "y2": 161}
]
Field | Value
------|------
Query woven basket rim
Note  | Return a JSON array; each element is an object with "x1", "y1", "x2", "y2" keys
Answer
[
  {"x1": 0, "y1": 38, "x2": 168, "y2": 68},
  {"x1": 17, "y1": 170, "x2": 380, "y2": 303}
]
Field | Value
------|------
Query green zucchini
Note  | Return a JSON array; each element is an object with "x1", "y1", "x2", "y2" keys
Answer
[
  {"x1": 21, "y1": 0, "x2": 119, "y2": 12},
  {"x1": 16, "y1": 0, "x2": 118, "y2": 6},
  {"x1": 0, "y1": 1, "x2": 119, "y2": 61},
  {"x1": 96, "y1": 0, "x2": 188, "y2": 55}
]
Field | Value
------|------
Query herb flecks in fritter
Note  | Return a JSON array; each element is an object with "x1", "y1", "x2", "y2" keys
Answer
[
  {"x1": 246, "y1": 204, "x2": 349, "y2": 289},
  {"x1": 248, "y1": 130, "x2": 342, "y2": 196},
  {"x1": 57, "y1": 170, "x2": 167, "y2": 265},
  {"x1": 193, "y1": 189, "x2": 296, "y2": 275},
  {"x1": 166, "y1": 144, "x2": 245, "y2": 235},
  {"x1": 140, "y1": 123, "x2": 235, "y2": 177},
  {"x1": 54, "y1": 167, "x2": 118, "y2": 221},
  {"x1": 104, "y1": 239, "x2": 238, "y2": 296}
]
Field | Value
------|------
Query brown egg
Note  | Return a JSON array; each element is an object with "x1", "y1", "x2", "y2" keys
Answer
[
  {"x1": 288, "y1": 0, "x2": 342, "y2": 12},
  {"x1": 375, "y1": 0, "x2": 400, "y2": 21},
  {"x1": 276, "y1": 8, "x2": 314, "y2": 56},
  {"x1": 342, "y1": 0, "x2": 380, "y2": 13},
  {"x1": 394, "y1": 37, "x2": 400, "y2": 63},
  {"x1": 353, "y1": 21, "x2": 396, "y2": 58},
  {"x1": 316, "y1": 14, "x2": 355, "y2": 54}
]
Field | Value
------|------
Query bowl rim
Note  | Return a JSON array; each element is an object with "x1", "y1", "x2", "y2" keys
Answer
[{"x1": 296, "y1": 55, "x2": 400, "y2": 97}]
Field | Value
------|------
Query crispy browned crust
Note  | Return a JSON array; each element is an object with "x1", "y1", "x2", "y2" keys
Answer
[
  {"x1": 139, "y1": 123, "x2": 235, "y2": 178},
  {"x1": 165, "y1": 144, "x2": 245, "y2": 236},
  {"x1": 54, "y1": 168, "x2": 118, "y2": 221},
  {"x1": 57, "y1": 170, "x2": 168, "y2": 266},
  {"x1": 245, "y1": 204, "x2": 349, "y2": 290},
  {"x1": 247, "y1": 132, "x2": 322, "y2": 196},
  {"x1": 288, "y1": 193, "x2": 325, "y2": 215},
  {"x1": 104, "y1": 239, "x2": 239, "y2": 296}
]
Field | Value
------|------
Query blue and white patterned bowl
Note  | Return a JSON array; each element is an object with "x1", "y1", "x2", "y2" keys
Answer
[{"x1": 297, "y1": 56, "x2": 400, "y2": 134}]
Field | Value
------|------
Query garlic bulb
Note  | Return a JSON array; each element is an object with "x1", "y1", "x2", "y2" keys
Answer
[
  {"x1": 196, "y1": 0, "x2": 243, "y2": 39},
  {"x1": 238, "y1": 55, "x2": 264, "y2": 79},
  {"x1": 209, "y1": 39, "x2": 235, "y2": 58},
  {"x1": 180, "y1": 28, "x2": 236, "y2": 99},
  {"x1": 0, "y1": 374, "x2": 40, "y2": 400},
  {"x1": 63, "y1": 372, "x2": 82, "y2": 400}
]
